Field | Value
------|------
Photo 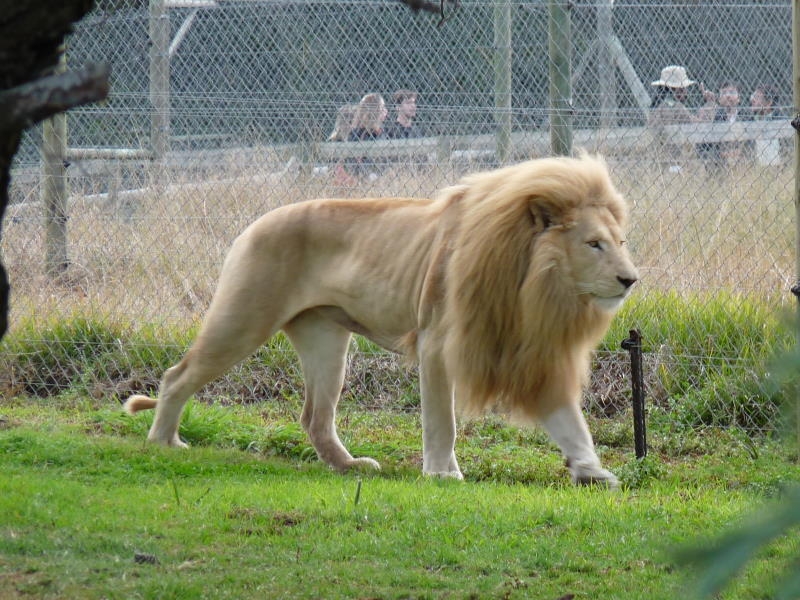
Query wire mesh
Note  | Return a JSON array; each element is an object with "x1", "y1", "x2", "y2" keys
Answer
[{"x1": 1, "y1": 0, "x2": 796, "y2": 436}]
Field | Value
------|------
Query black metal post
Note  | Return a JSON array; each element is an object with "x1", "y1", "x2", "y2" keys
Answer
[
  {"x1": 791, "y1": 283, "x2": 800, "y2": 448},
  {"x1": 621, "y1": 329, "x2": 647, "y2": 459}
]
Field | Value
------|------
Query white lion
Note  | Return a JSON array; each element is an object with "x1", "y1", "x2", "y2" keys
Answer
[{"x1": 125, "y1": 154, "x2": 638, "y2": 486}]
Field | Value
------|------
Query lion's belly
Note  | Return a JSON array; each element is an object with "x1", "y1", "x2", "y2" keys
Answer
[
  {"x1": 307, "y1": 306, "x2": 409, "y2": 352},
  {"x1": 308, "y1": 286, "x2": 420, "y2": 352}
]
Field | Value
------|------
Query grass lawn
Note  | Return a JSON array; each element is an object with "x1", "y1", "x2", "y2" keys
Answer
[{"x1": 0, "y1": 398, "x2": 798, "y2": 599}]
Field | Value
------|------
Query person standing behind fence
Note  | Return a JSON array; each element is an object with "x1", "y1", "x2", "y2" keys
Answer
[
  {"x1": 328, "y1": 104, "x2": 357, "y2": 142},
  {"x1": 648, "y1": 65, "x2": 696, "y2": 126},
  {"x1": 385, "y1": 89, "x2": 421, "y2": 139},
  {"x1": 328, "y1": 103, "x2": 358, "y2": 185},
  {"x1": 344, "y1": 93, "x2": 388, "y2": 180},
  {"x1": 747, "y1": 84, "x2": 781, "y2": 166},
  {"x1": 348, "y1": 93, "x2": 388, "y2": 141},
  {"x1": 696, "y1": 81, "x2": 742, "y2": 172},
  {"x1": 647, "y1": 65, "x2": 716, "y2": 172}
]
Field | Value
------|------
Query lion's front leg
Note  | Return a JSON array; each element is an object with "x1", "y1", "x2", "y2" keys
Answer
[
  {"x1": 418, "y1": 336, "x2": 463, "y2": 479},
  {"x1": 540, "y1": 403, "x2": 618, "y2": 489}
]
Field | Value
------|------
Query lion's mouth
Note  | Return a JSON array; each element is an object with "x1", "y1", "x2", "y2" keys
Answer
[{"x1": 591, "y1": 292, "x2": 629, "y2": 312}]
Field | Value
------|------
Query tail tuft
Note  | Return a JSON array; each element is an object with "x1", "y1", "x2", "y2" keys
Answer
[{"x1": 123, "y1": 394, "x2": 158, "y2": 414}]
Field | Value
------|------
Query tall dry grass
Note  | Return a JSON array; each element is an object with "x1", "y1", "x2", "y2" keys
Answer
[
  {"x1": 1, "y1": 156, "x2": 450, "y2": 329},
  {"x1": 617, "y1": 160, "x2": 795, "y2": 302},
  {"x1": 1, "y1": 152, "x2": 795, "y2": 334}
]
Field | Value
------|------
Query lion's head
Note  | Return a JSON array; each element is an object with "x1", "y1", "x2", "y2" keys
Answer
[{"x1": 441, "y1": 154, "x2": 638, "y2": 420}]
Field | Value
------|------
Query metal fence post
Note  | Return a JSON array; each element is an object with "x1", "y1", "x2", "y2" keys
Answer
[
  {"x1": 548, "y1": 0, "x2": 572, "y2": 156},
  {"x1": 149, "y1": 0, "x2": 170, "y2": 186},
  {"x1": 622, "y1": 329, "x2": 647, "y2": 459},
  {"x1": 42, "y1": 49, "x2": 69, "y2": 276},
  {"x1": 493, "y1": 0, "x2": 512, "y2": 165},
  {"x1": 597, "y1": 0, "x2": 616, "y2": 130},
  {"x1": 792, "y1": 0, "x2": 800, "y2": 447}
]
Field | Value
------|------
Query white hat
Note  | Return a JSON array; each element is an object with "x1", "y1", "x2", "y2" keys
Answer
[{"x1": 651, "y1": 65, "x2": 695, "y2": 89}]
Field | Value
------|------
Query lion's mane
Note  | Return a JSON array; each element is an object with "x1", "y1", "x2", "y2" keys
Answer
[{"x1": 439, "y1": 154, "x2": 629, "y2": 421}]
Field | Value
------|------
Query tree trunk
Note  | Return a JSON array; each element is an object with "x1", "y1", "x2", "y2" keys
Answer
[{"x1": 0, "y1": 0, "x2": 109, "y2": 341}]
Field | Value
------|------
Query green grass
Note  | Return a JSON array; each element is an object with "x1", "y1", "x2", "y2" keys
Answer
[
  {"x1": 0, "y1": 398, "x2": 798, "y2": 599},
  {"x1": 1, "y1": 293, "x2": 799, "y2": 597},
  {"x1": 604, "y1": 290, "x2": 795, "y2": 431}
]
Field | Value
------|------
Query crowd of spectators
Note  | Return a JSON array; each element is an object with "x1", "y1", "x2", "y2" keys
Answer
[
  {"x1": 328, "y1": 89, "x2": 422, "y2": 183},
  {"x1": 647, "y1": 64, "x2": 783, "y2": 172},
  {"x1": 326, "y1": 72, "x2": 782, "y2": 184}
]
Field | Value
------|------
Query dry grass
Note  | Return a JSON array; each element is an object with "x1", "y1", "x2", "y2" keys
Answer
[
  {"x1": 617, "y1": 160, "x2": 795, "y2": 302},
  {"x1": 1, "y1": 154, "x2": 795, "y2": 334},
  {"x1": 2, "y1": 158, "x2": 448, "y2": 328}
]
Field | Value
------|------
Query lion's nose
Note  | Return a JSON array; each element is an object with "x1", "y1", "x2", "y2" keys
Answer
[{"x1": 617, "y1": 276, "x2": 637, "y2": 289}]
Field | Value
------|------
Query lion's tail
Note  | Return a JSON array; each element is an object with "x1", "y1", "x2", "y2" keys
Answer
[{"x1": 123, "y1": 394, "x2": 158, "y2": 414}]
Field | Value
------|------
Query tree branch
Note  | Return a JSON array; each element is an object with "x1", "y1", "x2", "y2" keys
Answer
[
  {"x1": 0, "y1": 61, "x2": 109, "y2": 132},
  {"x1": 395, "y1": 0, "x2": 460, "y2": 26}
]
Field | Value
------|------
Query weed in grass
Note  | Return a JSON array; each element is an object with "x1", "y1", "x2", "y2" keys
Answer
[{"x1": 616, "y1": 456, "x2": 667, "y2": 489}]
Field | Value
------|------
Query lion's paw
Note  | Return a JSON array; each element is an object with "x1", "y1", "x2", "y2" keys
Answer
[
  {"x1": 570, "y1": 463, "x2": 619, "y2": 489},
  {"x1": 343, "y1": 457, "x2": 382, "y2": 472},
  {"x1": 423, "y1": 469, "x2": 464, "y2": 481},
  {"x1": 148, "y1": 433, "x2": 189, "y2": 449}
]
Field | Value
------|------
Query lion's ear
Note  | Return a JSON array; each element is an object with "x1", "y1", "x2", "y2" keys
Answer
[{"x1": 528, "y1": 198, "x2": 560, "y2": 233}]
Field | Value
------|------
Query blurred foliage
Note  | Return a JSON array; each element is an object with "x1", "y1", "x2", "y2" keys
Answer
[
  {"x1": 678, "y1": 486, "x2": 800, "y2": 599},
  {"x1": 678, "y1": 325, "x2": 800, "y2": 598}
]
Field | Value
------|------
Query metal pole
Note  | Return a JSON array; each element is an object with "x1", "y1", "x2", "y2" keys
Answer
[
  {"x1": 548, "y1": 0, "x2": 573, "y2": 156},
  {"x1": 597, "y1": 0, "x2": 616, "y2": 129},
  {"x1": 792, "y1": 0, "x2": 800, "y2": 447},
  {"x1": 622, "y1": 329, "x2": 647, "y2": 459},
  {"x1": 43, "y1": 49, "x2": 68, "y2": 276},
  {"x1": 150, "y1": 0, "x2": 170, "y2": 184},
  {"x1": 493, "y1": 0, "x2": 512, "y2": 164}
]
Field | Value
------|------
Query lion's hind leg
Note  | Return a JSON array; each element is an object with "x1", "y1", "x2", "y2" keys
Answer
[
  {"x1": 142, "y1": 306, "x2": 280, "y2": 449},
  {"x1": 284, "y1": 310, "x2": 381, "y2": 473}
]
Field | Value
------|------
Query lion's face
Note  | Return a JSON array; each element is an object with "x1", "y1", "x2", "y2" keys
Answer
[{"x1": 564, "y1": 205, "x2": 638, "y2": 313}]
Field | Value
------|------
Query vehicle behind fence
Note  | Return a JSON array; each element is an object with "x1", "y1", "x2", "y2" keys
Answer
[{"x1": 1, "y1": 0, "x2": 796, "y2": 437}]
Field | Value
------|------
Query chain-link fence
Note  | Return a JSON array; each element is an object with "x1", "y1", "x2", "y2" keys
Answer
[{"x1": 1, "y1": 0, "x2": 796, "y2": 435}]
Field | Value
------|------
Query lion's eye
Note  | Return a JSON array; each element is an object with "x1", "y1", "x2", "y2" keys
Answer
[
  {"x1": 587, "y1": 240, "x2": 602, "y2": 250},
  {"x1": 620, "y1": 240, "x2": 628, "y2": 246}
]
